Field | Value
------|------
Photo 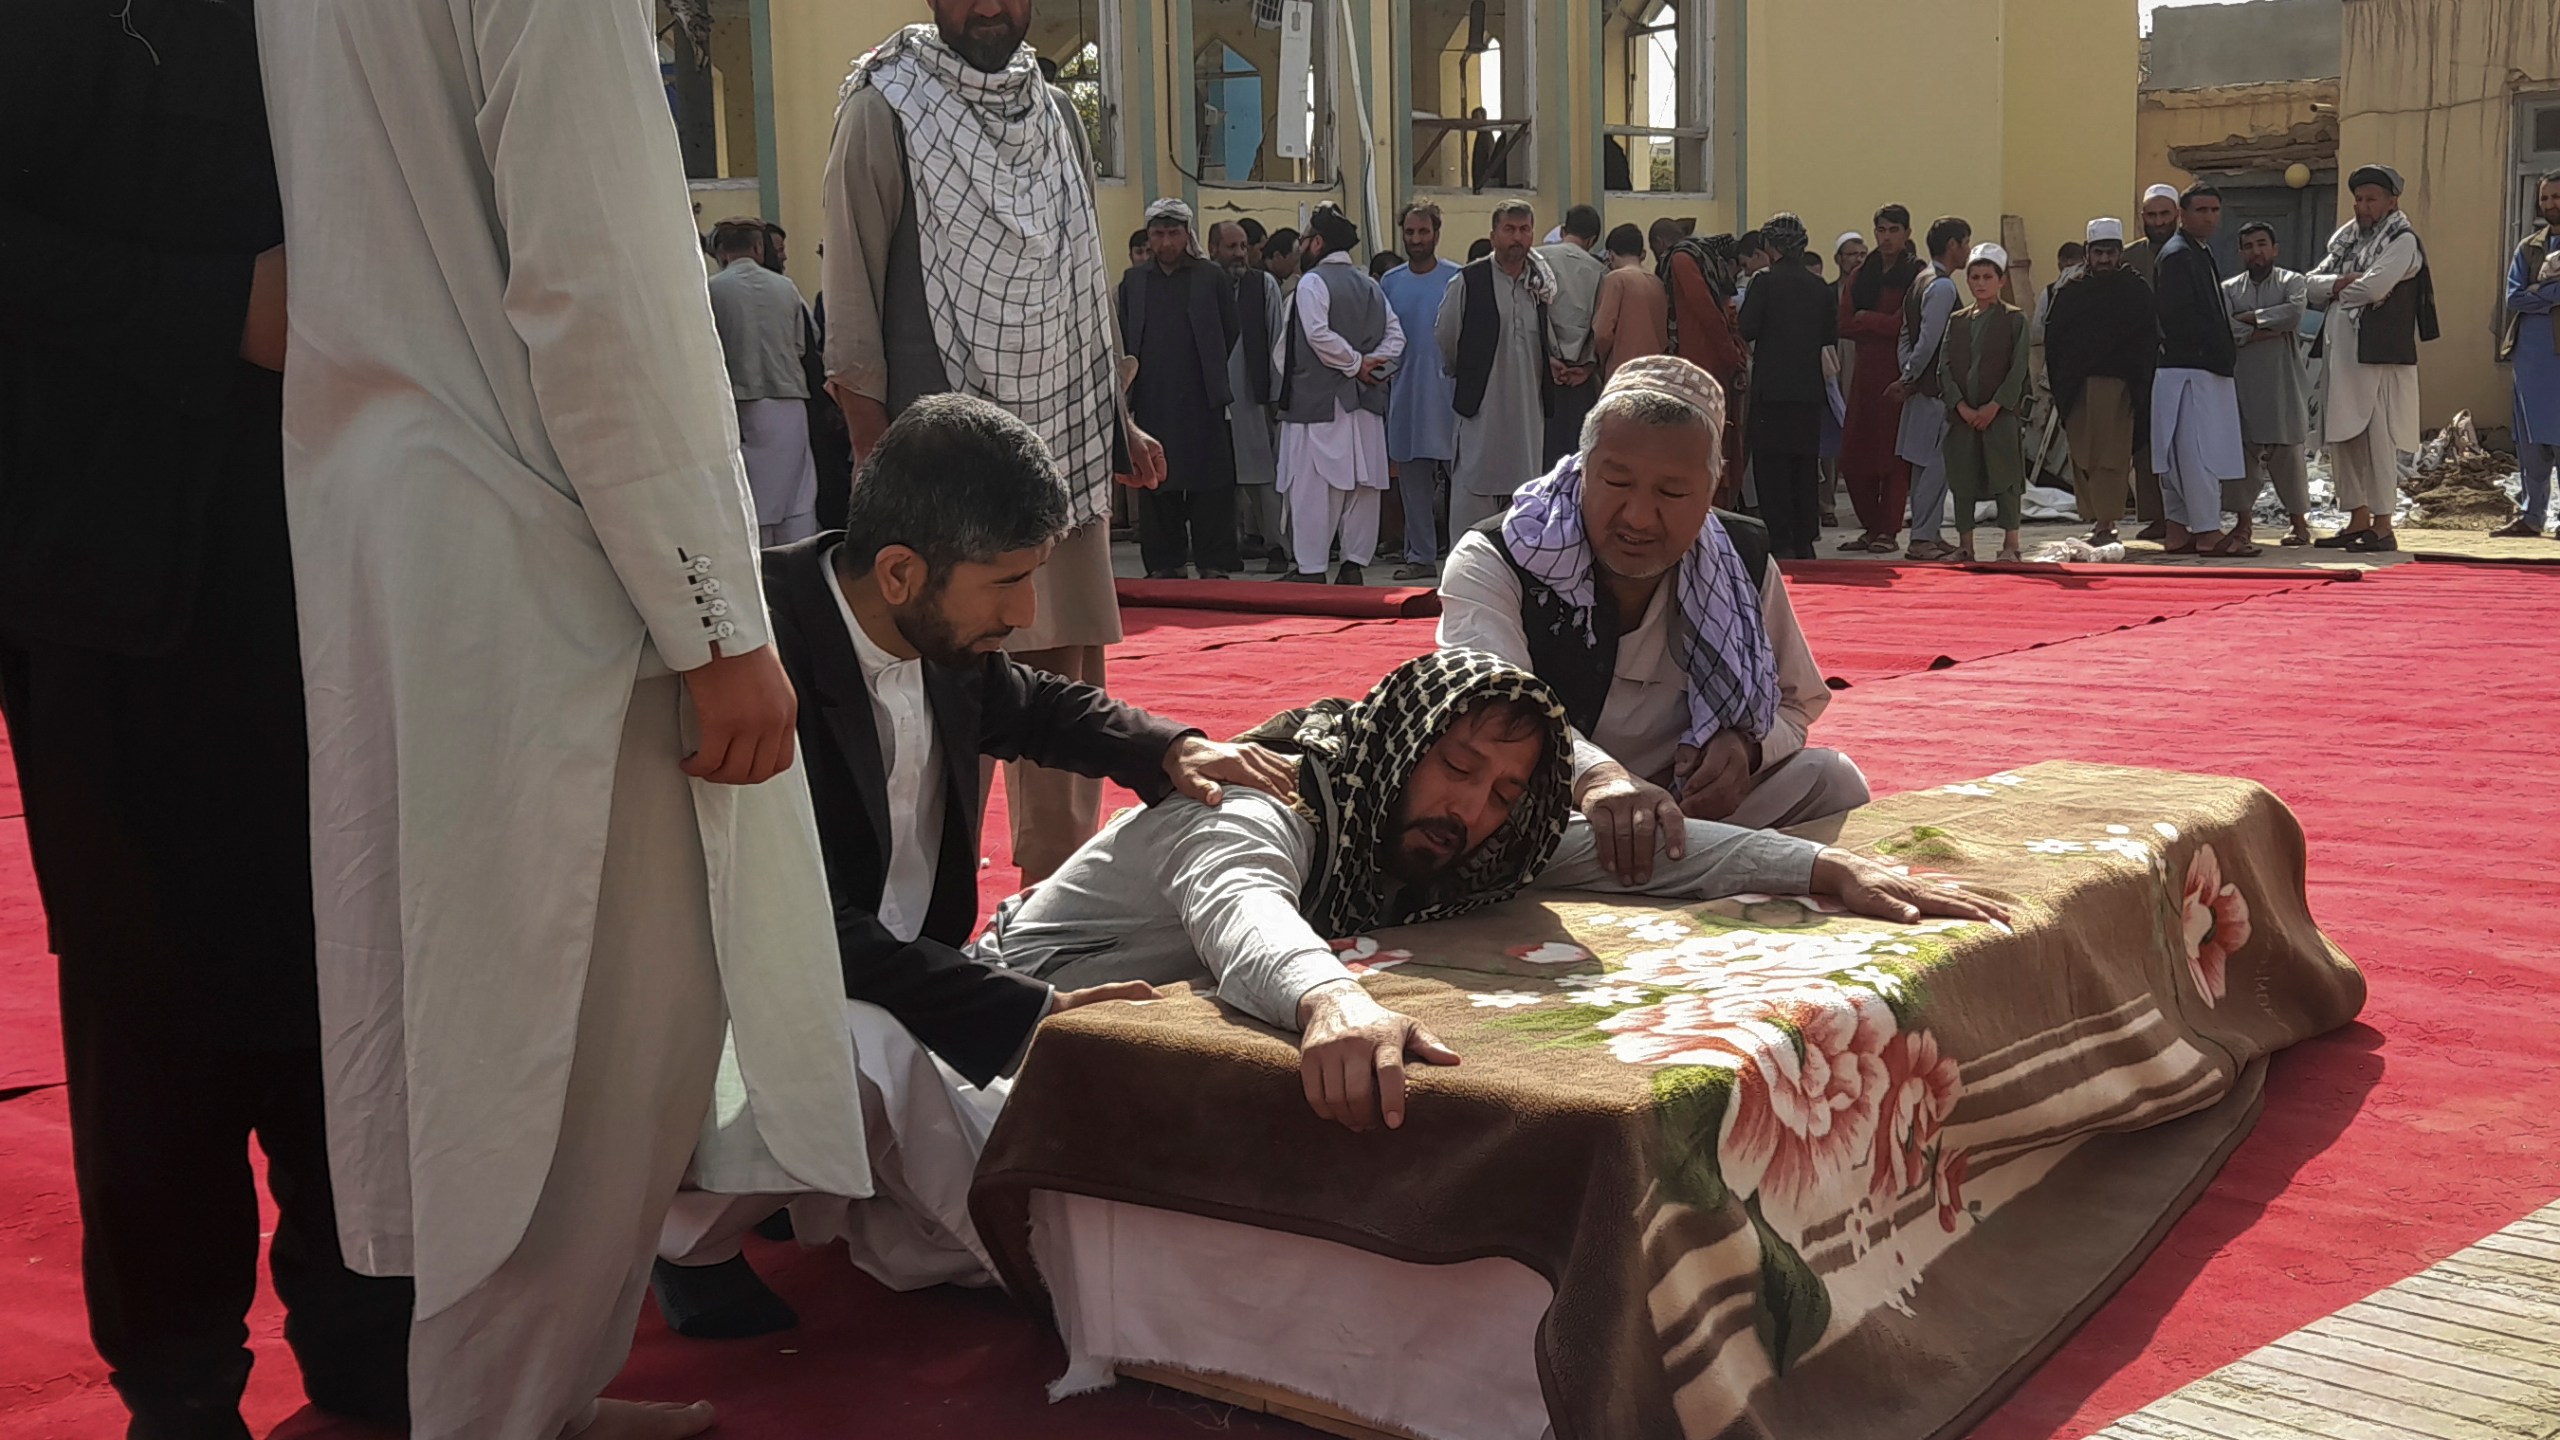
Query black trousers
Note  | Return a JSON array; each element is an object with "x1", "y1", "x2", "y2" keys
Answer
[
  {"x1": 1138, "y1": 487, "x2": 1242, "y2": 576},
  {"x1": 1543, "y1": 374, "x2": 1600, "y2": 469},
  {"x1": 0, "y1": 369, "x2": 411, "y2": 1438},
  {"x1": 1752, "y1": 400, "x2": 1827, "y2": 558}
]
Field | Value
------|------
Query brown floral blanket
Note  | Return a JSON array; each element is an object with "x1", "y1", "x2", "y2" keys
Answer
[{"x1": 971, "y1": 762, "x2": 2367, "y2": 1439}]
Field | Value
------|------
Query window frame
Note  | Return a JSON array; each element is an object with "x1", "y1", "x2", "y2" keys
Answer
[
  {"x1": 1189, "y1": 0, "x2": 1340, "y2": 191},
  {"x1": 1407, "y1": 0, "x2": 1539, "y2": 195},
  {"x1": 1603, "y1": 0, "x2": 1715, "y2": 199}
]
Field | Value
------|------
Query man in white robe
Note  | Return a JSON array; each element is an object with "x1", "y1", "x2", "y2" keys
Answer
[
  {"x1": 1274, "y1": 204, "x2": 1404, "y2": 584},
  {"x1": 258, "y1": 3, "x2": 868, "y2": 1436},
  {"x1": 2306, "y1": 163, "x2": 2430, "y2": 554}
]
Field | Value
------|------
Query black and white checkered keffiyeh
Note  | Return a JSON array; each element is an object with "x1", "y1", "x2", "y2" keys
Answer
[
  {"x1": 1236, "y1": 650, "x2": 1573, "y2": 940},
  {"x1": 1502, "y1": 450, "x2": 1780, "y2": 748},
  {"x1": 846, "y1": 27, "x2": 1119, "y2": 525}
]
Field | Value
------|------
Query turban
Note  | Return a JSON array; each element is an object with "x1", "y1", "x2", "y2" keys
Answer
[
  {"x1": 1143, "y1": 196, "x2": 1195, "y2": 227},
  {"x1": 1310, "y1": 203, "x2": 1361, "y2": 255},
  {"x1": 2086, "y1": 217, "x2": 2125, "y2": 244},
  {"x1": 2348, "y1": 164, "x2": 2405, "y2": 196},
  {"x1": 1760, "y1": 213, "x2": 1809, "y2": 257}
]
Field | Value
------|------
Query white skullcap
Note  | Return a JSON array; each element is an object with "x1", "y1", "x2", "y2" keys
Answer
[
  {"x1": 1967, "y1": 242, "x2": 2010, "y2": 271},
  {"x1": 2142, "y1": 183, "x2": 2181, "y2": 205},
  {"x1": 1834, "y1": 230, "x2": 1865, "y2": 252},
  {"x1": 2086, "y1": 217, "x2": 2125, "y2": 243}
]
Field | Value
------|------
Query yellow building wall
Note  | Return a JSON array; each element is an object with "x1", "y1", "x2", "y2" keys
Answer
[
  {"x1": 2340, "y1": 0, "x2": 2560, "y2": 430},
  {"x1": 2003, "y1": 0, "x2": 2137, "y2": 294}
]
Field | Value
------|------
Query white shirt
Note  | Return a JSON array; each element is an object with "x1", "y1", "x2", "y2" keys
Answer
[
  {"x1": 1435, "y1": 529, "x2": 1830, "y2": 787},
  {"x1": 829, "y1": 547, "x2": 946, "y2": 944}
]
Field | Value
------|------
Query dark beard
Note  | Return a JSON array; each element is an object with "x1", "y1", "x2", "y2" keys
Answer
[
  {"x1": 944, "y1": 17, "x2": 1025, "y2": 72},
  {"x1": 892, "y1": 596, "x2": 991, "y2": 668},
  {"x1": 1382, "y1": 815, "x2": 1469, "y2": 885}
]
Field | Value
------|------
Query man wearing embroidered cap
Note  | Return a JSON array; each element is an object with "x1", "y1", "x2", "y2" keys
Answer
[
  {"x1": 1119, "y1": 197, "x2": 1242, "y2": 578},
  {"x1": 1436, "y1": 355, "x2": 1870, "y2": 883},
  {"x1": 2151, "y1": 183, "x2": 2249, "y2": 556},
  {"x1": 2305, "y1": 163, "x2": 2433, "y2": 553},
  {"x1": 2045, "y1": 218, "x2": 2155, "y2": 544}
]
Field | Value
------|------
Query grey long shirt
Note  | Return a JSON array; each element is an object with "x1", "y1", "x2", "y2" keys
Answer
[
  {"x1": 972, "y1": 789, "x2": 1823, "y2": 1031},
  {"x1": 706, "y1": 257, "x2": 812, "y2": 402}
]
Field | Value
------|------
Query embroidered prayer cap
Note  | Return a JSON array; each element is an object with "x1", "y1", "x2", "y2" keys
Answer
[
  {"x1": 2348, "y1": 164, "x2": 2405, "y2": 196},
  {"x1": 1966, "y1": 242, "x2": 2010, "y2": 272},
  {"x1": 1601, "y1": 354, "x2": 1727, "y2": 436},
  {"x1": 1233, "y1": 649, "x2": 1573, "y2": 940},
  {"x1": 2143, "y1": 183, "x2": 2181, "y2": 205},
  {"x1": 1144, "y1": 196, "x2": 1196, "y2": 228},
  {"x1": 1760, "y1": 213, "x2": 1810, "y2": 257},
  {"x1": 2085, "y1": 217, "x2": 2125, "y2": 244}
]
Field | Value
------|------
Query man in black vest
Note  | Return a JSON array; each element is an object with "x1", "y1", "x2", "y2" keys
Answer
[
  {"x1": 1437, "y1": 201, "x2": 1556, "y2": 533},
  {"x1": 1436, "y1": 358, "x2": 1868, "y2": 886},
  {"x1": 651, "y1": 394, "x2": 1295, "y2": 1337},
  {"x1": 1212, "y1": 220, "x2": 1288, "y2": 564},
  {"x1": 3, "y1": 7, "x2": 415, "y2": 1433},
  {"x1": 1120, "y1": 198, "x2": 1242, "y2": 577}
]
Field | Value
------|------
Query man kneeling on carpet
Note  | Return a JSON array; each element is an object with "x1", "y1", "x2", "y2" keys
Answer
[
  {"x1": 1434, "y1": 354, "x2": 1868, "y2": 886},
  {"x1": 651, "y1": 393, "x2": 1297, "y2": 1339},
  {"x1": 979, "y1": 648, "x2": 2005, "y2": 1133}
]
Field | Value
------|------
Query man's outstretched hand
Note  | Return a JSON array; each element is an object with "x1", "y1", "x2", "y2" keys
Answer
[
  {"x1": 1813, "y1": 849, "x2": 2012, "y2": 927},
  {"x1": 1574, "y1": 759, "x2": 1686, "y2": 886},
  {"x1": 1164, "y1": 736, "x2": 1300, "y2": 807},
  {"x1": 682, "y1": 644, "x2": 798, "y2": 785},
  {"x1": 1294, "y1": 980, "x2": 1460, "y2": 1132}
]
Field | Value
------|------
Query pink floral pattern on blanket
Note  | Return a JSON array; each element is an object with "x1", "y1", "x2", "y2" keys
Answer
[{"x1": 2179, "y1": 844, "x2": 2252, "y2": 1006}]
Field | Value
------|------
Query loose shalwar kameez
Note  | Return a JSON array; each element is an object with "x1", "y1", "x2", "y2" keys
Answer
[
  {"x1": 1274, "y1": 253, "x2": 1404, "y2": 575},
  {"x1": 2307, "y1": 224, "x2": 2425, "y2": 516},
  {"x1": 2222, "y1": 266, "x2": 2313, "y2": 519},
  {"x1": 1439, "y1": 263, "x2": 1551, "y2": 532},
  {"x1": 256, "y1": 4, "x2": 868, "y2": 1436},
  {"x1": 1896, "y1": 265, "x2": 1960, "y2": 543}
]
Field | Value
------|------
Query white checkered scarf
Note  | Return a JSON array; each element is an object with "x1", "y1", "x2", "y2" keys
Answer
[
  {"x1": 1501, "y1": 452, "x2": 1780, "y2": 747},
  {"x1": 1236, "y1": 650, "x2": 1573, "y2": 940},
  {"x1": 845, "y1": 27, "x2": 1118, "y2": 525}
]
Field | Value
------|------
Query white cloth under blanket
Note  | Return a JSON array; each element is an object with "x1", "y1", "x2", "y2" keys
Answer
[{"x1": 1032, "y1": 1192, "x2": 1553, "y2": 1440}]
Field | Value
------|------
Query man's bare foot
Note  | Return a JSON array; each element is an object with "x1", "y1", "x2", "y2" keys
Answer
[{"x1": 564, "y1": 1400, "x2": 716, "y2": 1440}]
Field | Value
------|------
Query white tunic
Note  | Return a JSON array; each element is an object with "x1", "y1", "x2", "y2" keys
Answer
[
  {"x1": 259, "y1": 0, "x2": 866, "y2": 1316},
  {"x1": 2306, "y1": 226, "x2": 2424, "y2": 451},
  {"x1": 1274, "y1": 252, "x2": 1404, "y2": 495}
]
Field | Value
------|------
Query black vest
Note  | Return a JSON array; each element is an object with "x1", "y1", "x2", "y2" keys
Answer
[
  {"x1": 1452, "y1": 257, "x2": 1554, "y2": 419},
  {"x1": 1233, "y1": 267, "x2": 1276, "y2": 404},
  {"x1": 2357, "y1": 257, "x2": 2436, "y2": 366},
  {"x1": 1472, "y1": 512, "x2": 1771, "y2": 736}
]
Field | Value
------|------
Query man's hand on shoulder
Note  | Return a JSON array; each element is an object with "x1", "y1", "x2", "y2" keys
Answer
[
  {"x1": 1572, "y1": 759, "x2": 1685, "y2": 886},
  {"x1": 1294, "y1": 980, "x2": 1460, "y2": 1132},
  {"x1": 1811, "y1": 849, "x2": 2012, "y2": 927},
  {"x1": 1164, "y1": 736, "x2": 1300, "y2": 807},
  {"x1": 681, "y1": 644, "x2": 799, "y2": 785}
]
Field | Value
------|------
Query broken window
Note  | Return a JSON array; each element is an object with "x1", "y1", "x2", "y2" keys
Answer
[
  {"x1": 1605, "y1": 0, "x2": 1712, "y2": 195},
  {"x1": 1409, "y1": 0, "x2": 1534, "y2": 191}
]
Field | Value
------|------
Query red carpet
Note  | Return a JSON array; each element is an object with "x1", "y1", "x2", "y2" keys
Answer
[{"x1": 5, "y1": 563, "x2": 2554, "y2": 1437}]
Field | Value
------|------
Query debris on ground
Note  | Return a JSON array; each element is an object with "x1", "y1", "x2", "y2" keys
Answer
[{"x1": 2402, "y1": 410, "x2": 2521, "y2": 530}]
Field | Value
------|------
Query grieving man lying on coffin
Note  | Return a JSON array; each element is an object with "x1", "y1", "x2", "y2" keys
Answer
[
  {"x1": 981, "y1": 648, "x2": 2006, "y2": 1132},
  {"x1": 1437, "y1": 354, "x2": 1869, "y2": 884}
]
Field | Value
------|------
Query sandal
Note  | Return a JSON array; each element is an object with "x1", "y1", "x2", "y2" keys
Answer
[
  {"x1": 2159, "y1": 540, "x2": 2199, "y2": 555},
  {"x1": 1837, "y1": 533, "x2": 1881, "y2": 552},
  {"x1": 1996, "y1": 546, "x2": 2023, "y2": 562},
  {"x1": 2200, "y1": 539, "x2": 2264, "y2": 558},
  {"x1": 2312, "y1": 529, "x2": 2369, "y2": 549},
  {"x1": 2279, "y1": 530, "x2": 2312, "y2": 547},
  {"x1": 2343, "y1": 529, "x2": 2398, "y2": 553},
  {"x1": 1867, "y1": 535, "x2": 1903, "y2": 553}
]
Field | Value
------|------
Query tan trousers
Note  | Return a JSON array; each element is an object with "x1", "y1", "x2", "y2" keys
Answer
[
  {"x1": 408, "y1": 677, "x2": 726, "y2": 1440},
  {"x1": 2067, "y1": 377, "x2": 2136, "y2": 527}
]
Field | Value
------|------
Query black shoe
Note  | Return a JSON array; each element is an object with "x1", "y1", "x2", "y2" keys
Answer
[
  {"x1": 1392, "y1": 562, "x2": 1438, "y2": 581},
  {"x1": 2311, "y1": 528, "x2": 2369, "y2": 549},
  {"x1": 1335, "y1": 562, "x2": 1364, "y2": 586},
  {"x1": 1197, "y1": 570, "x2": 1230, "y2": 581},
  {"x1": 1276, "y1": 570, "x2": 1325, "y2": 583},
  {"x1": 650, "y1": 1254, "x2": 799, "y2": 1340},
  {"x1": 1264, "y1": 554, "x2": 1294, "y2": 574},
  {"x1": 1142, "y1": 568, "x2": 1190, "y2": 580},
  {"x1": 2342, "y1": 529, "x2": 2398, "y2": 553}
]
